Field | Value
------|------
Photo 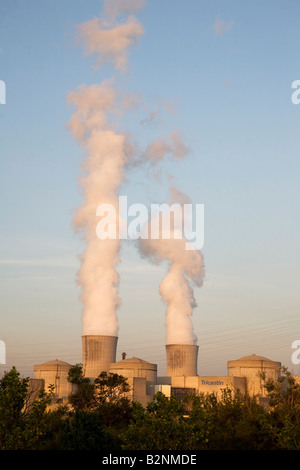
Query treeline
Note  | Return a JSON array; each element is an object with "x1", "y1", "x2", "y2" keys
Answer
[{"x1": 0, "y1": 364, "x2": 299, "y2": 450}]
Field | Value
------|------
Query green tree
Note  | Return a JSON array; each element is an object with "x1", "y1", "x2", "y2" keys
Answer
[
  {"x1": 31, "y1": 405, "x2": 70, "y2": 450},
  {"x1": 121, "y1": 392, "x2": 188, "y2": 450},
  {"x1": 60, "y1": 410, "x2": 111, "y2": 450},
  {"x1": 67, "y1": 367, "x2": 134, "y2": 449},
  {"x1": 94, "y1": 372, "x2": 133, "y2": 449},
  {"x1": 67, "y1": 366, "x2": 132, "y2": 412},
  {"x1": 182, "y1": 392, "x2": 218, "y2": 449},
  {"x1": 67, "y1": 363, "x2": 95, "y2": 411},
  {"x1": 121, "y1": 388, "x2": 273, "y2": 451},
  {"x1": 206, "y1": 388, "x2": 272, "y2": 450},
  {"x1": 260, "y1": 366, "x2": 300, "y2": 449},
  {"x1": 181, "y1": 389, "x2": 272, "y2": 450},
  {"x1": 0, "y1": 366, "x2": 55, "y2": 449},
  {"x1": 0, "y1": 366, "x2": 29, "y2": 449},
  {"x1": 94, "y1": 371, "x2": 131, "y2": 405}
]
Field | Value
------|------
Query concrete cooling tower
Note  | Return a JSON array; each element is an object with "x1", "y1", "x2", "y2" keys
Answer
[
  {"x1": 82, "y1": 335, "x2": 118, "y2": 379},
  {"x1": 166, "y1": 344, "x2": 199, "y2": 377}
]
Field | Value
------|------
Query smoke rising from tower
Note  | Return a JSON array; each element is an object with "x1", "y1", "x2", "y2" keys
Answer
[
  {"x1": 68, "y1": 3, "x2": 145, "y2": 336},
  {"x1": 69, "y1": 0, "x2": 204, "y2": 348},
  {"x1": 68, "y1": 82, "x2": 126, "y2": 336},
  {"x1": 138, "y1": 187, "x2": 205, "y2": 345}
]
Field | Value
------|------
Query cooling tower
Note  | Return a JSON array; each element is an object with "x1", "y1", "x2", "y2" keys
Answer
[
  {"x1": 82, "y1": 335, "x2": 118, "y2": 379},
  {"x1": 166, "y1": 344, "x2": 199, "y2": 377}
]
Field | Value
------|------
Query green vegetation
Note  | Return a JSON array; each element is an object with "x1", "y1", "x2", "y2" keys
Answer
[{"x1": 0, "y1": 364, "x2": 299, "y2": 450}]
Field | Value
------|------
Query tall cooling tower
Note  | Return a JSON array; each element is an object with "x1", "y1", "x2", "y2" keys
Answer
[
  {"x1": 166, "y1": 344, "x2": 199, "y2": 377},
  {"x1": 82, "y1": 335, "x2": 118, "y2": 379}
]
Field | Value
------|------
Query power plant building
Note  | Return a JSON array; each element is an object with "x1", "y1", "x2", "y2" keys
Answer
[
  {"x1": 227, "y1": 354, "x2": 281, "y2": 397},
  {"x1": 81, "y1": 335, "x2": 118, "y2": 379},
  {"x1": 33, "y1": 359, "x2": 74, "y2": 402},
  {"x1": 32, "y1": 335, "x2": 287, "y2": 408},
  {"x1": 165, "y1": 344, "x2": 199, "y2": 378},
  {"x1": 110, "y1": 356, "x2": 157, "y2": 407}
]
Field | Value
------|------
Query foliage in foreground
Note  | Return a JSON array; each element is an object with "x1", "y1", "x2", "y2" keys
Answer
[{"x1": 0, "y1": 364, "x2": 299, "y2": 450}]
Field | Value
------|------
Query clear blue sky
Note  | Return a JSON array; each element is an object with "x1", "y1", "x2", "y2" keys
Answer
[{"x1": 1, "y1": 0, "x2": 299, "y2": 377}]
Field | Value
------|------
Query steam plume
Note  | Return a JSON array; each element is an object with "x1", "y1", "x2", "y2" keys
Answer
[
  {"x1": 68, "y1": 82, "x2": 127, "y2": 336},
  {"x1": 144, "y1": 130, "x2": 190, "y2": 164},
  {"x1": 78, "y1": 10, "x2": 144, "y2": 71},
  {"x1": 69, "y1": 0, "x2": 204, "y2": 345},
  {"x1": 138, "y1": 187, "x2": 205, "y2": 345},
  {"x1": 69, "y1": 4, "x2": 144, "y2": 336}
]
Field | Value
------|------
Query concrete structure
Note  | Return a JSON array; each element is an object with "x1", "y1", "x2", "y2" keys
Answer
[
  {"x1": 28, "y1": 378, "x2": 45, "y2": 404},
  {"x1": 32, "y1": 340, "x2": 289, "y2": 409},
  {"x1": 227, "y1": 354, "x2": 281, "y2": 398},
  {"x1": 155, "y1": 375, "x2": 246, "y2": 402},
  {"x1": 82, "y1": 335, "x2": 118, "y2": 379},
  {"x1": 166, "y1": 344, "x2": 199, "y2": 378},
  {"x1": 109, "y1": 356, "x2": 157, "y2": 407},
  {"x1": 171, "y1": 375, "x2": 246, "y2": 397},
  {"x1": 33, "y1": 359, "x2": 73, "y2": 399}
]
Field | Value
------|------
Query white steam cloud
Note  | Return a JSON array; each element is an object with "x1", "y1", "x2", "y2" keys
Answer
[
  {"x1": 68, "y1": 81, "x2": 127, "y2": 336},
  {"x1": 69, "y1": 4, "x2": 144, "y2": 336},
  {"x1": 69, "y1": 0, "x2": 205, "y2": 344},
  {"x1": 138, "y1": 187, "x2": 205, "y2": 345},
  {"x1": 144, "y1": 130, "x2": 190, "y2": 164},
  {"x1": 78, "y1": 11, "x2": 144, "y2": 71}
]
